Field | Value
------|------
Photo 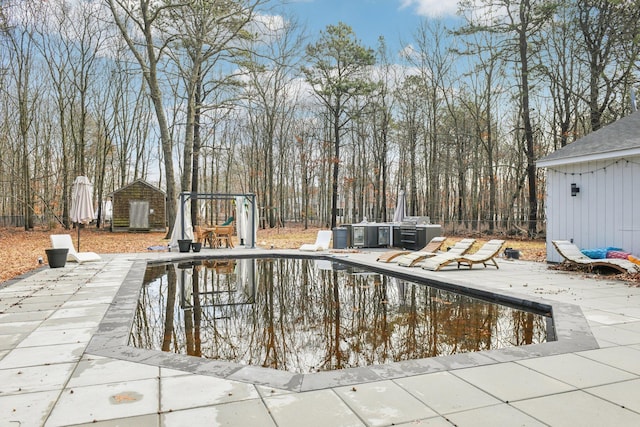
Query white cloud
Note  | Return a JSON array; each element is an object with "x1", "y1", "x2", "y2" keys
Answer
[
  {"x1": 254, "y1": 14, "x2": 287, "y2": 33},
  {"x1": 399, "y1": 44, "x2": 416, "y2": 59},
  {"x1": 399, "y1": 0, "x2": 460, "y2": 17}
]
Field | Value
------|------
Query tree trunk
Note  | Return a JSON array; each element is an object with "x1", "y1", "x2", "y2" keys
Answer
[
  {"x1": 331, "y1": 107, "x2": 340, "y2": 229},
  {"x1": 190, "y1": 77, "x2": 202, "y2": 228},
  {"x1": 519, "y1": 2, "x2": 537, "y2": 238}
]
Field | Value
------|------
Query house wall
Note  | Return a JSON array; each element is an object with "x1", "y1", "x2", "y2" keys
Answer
[{"x1": 545, "y1": 155, "x2": 640, "y2": 262}]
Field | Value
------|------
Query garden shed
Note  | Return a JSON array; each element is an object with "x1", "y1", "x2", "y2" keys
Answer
[
  {"x1": 110, "y1": 179, "x2": 166, "y2": 232},
  {"x1": 537, "y1": 111, "x2": 640, "y2": 263}
]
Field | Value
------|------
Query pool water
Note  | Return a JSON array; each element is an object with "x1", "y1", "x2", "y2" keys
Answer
[{"x1": 130, "y1": 257, "x2": 549, "y2": 374}]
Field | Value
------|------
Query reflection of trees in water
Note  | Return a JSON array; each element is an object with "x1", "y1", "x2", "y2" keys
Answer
[
  {"x1": 130, "y1": 258, "x2": 548, "y2": 373},
  {"x1": 130, "y1": 264, "x2": 170, "y2": 352}
]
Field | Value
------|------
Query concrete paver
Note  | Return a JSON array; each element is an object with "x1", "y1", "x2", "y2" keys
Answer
[
  {"x1": 0, "y1": 342, "x2": 87, "y2": 369},
  {"x1": 577, "y1": 346, "x2": 640, "y2": 375},
  {"x1": 582, "y1": 309, "x2": 638, "y2": 325},
  {"x1": 395, "y1": 371, "x2": 503, "y2": 414},
  {"x1": 446, "y1": 403, "x2": 546, "y2": 427},
  {"x1": 516, "y1": 353, "x2": 637, "y2": 388},
  {"x1": 512, "y1": 390, "x2": 640, "y2": 426},
  {"x1": 162, "y1": 399, "x2": 276, "y2": 427},
  {"x1": 0, "y1": 390, "x2": 60, "y2": 426},
  {"x1": 586, "y1": 378, "x2": 640, "y2": 413},
  {"x1": 0, "y1": 363, "x2": 76, "y2": 395},
  {"x1": 160, "y1": 374, "x2": 260, "y2": 412},
  {"x1": 451, "y1": 362, "x2": 576, "y2": 402},
  {"x1": 45, "y1": 378, "x2": 160, "y2": 427},
  {"x1": 264, "y1": 389, "x2": 365, "y2": 427},
  {"x1": 68, "y1": 358, "x2": 160, "y2": 388},
  {"x1": 1, "y1": 251, "x2": 639, "y2": 426},
  {"x1": 73, "y1": 414, "x2": 159, "y2": 427},
  {"x1": 589, "y1": 323, "x2": 640, "y2": 346},
  {"x1": 334, "y1": 380, "x2": 438, "y2": 426}
]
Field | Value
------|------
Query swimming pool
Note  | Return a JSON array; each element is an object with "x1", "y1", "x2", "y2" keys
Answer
[{"x1": 129, "y1": 256, "x2": 550, "y2": 374}]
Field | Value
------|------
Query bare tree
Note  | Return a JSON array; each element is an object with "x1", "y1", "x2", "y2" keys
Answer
[
  {"x1": 303, "y1": 22, "x2": 376, "y2": 229},
  {"x1": 165, "y1": 0, "x2": 261, "y2": 210},
  {"x1": 455, "y1": 29, "x2": 506, "y2": 232},
  {"x1": 104, "y1": 42, "x2": 154, "y2": 188},
  {"x1": 540, "y1": 3, "x2": 585, "y2": 149},
  {"x1": 576, "y1": 0, "x2": 640, "y2": 130},
  {"x1": 459, "y1": 0, "x2": 557, "y2": 237},
  {"x1": 1, "y1": 0, "x2": 42, "y2": 230},
  {"x1": 35, "y1": 1, "x2": 109, "y2": 228},
  {"x1": 403, "y1": 19, "x2": 456, "y2": 221},
  {"x1": 105, "y1": 0, "x2": 178, "y2": 236},
  {"x1": 241, "y1": 13, "x2": 303, "y2": 228},
  {"x1": 395, "y1": 75, "x2": 425, "y2": 218},
  {"x1": 64, "y1": 2, "x2": 108, "y2": 177},
  {"x1": 368, "y1": 36, "x2": 395, "y2": 222}
]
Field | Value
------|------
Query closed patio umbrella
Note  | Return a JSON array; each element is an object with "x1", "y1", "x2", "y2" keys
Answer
[
  {"x1": 70, "y1": 176, "x2": 95, "y2": 251},
  {"x1": 169, "y1": 196, "x2": 194, "y2": 250},
  {"x1": 235, "y1": 195, "x2": 257, "y2": 248},
  {"x1": 392, "y1": 190, "x2": 406, "y2": 223}
]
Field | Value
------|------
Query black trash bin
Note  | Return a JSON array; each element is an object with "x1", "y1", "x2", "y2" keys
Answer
[{"x1": 332, "y1": 227, "x2": 348, "y2": 249}]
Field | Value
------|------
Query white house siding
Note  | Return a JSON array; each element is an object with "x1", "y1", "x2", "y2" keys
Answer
[{"x1": 545, "y1": 156, "x2": 640, "y2": 262}]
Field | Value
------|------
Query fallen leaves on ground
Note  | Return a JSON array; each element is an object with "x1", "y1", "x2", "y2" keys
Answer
[
  {"x1": 0, "y1": 226, "x2": 169, "y2": 283},
  {"x1": 549, "y1": 259, "x2": 640, "y2": 285}
]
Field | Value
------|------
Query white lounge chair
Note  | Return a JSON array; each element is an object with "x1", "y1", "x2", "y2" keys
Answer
[
  {"x1": 300, "y1": 230, "x2": 332, "y2": 251},
  {"x1": 50, "y1": 234, "x2": 102, "y2": 264},
  {"x1": 377, "y1": 236, "x2": 447, "y2": 263},
  {"x1": 396, "y1": 238, "x2": 476, "y2": 267},
  {"x1": 421, "y1": 239, "x2": 505, "y2": 271},
  {"x1": 552, "y1": 240, "x2": 639, "y2": 274}
]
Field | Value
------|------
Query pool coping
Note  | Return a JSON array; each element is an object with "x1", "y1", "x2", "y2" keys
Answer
[{"x1": 85, "y1": 251, "x2": 599, "y2": 392}]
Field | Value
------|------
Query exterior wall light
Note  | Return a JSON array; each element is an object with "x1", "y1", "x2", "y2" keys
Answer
[{"x1": 571, "y1": 183, "x2": 580, "y2": 197}]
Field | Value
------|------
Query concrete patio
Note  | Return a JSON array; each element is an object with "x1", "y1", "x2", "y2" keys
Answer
[{"x1": 1, "y1": 248, "x2": 640, "y2": 426}]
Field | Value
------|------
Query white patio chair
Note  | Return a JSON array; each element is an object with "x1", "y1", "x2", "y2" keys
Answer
[
  {"x1": 299, "y1": 230, "x2": 332, "y2": 251},
  {"x1": 50, "y1": 234, "x2": 102, "y2": 264}
]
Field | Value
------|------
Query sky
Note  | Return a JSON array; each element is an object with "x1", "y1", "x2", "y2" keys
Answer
[{"x1": 285, "y1": 0, "x2": 462, "y2": 52}]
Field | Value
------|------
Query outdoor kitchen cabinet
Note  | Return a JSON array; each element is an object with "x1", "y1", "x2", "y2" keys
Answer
[
  {"x1": 343, "y1": 223, "x2": 441, "y2": 249},
  {"x1": 392, "y1": 224, "x2": 442, "y2": 250},
  {"x1": 345, "y1": 224, "x2": 391, "y2": 248}
]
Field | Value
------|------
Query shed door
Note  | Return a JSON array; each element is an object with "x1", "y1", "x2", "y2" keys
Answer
[{"x1": 130, "y1": 200, "x2": 149, "y2": 229}]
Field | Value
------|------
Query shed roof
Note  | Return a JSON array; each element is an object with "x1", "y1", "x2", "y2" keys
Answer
[
  {"x1": 111, "y1": 179, "x2": 165, "y2": 196},
  {"x1": 537, "y1": 111, "x2": 640, "y2": 167}
]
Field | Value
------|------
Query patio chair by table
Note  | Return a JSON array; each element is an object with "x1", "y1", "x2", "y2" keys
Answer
[
  {"x1": 213, "y1": 225, "x2": 234, "y2": 248},
  {"x1": 194, "y1": 226, "x2": 215, "y2": 248},
  {"x1": 396, "y1": 238, "x2": 476, "y2": 267},
  {"x1": 377, "y1": 236, "x2": 447, "y2": 263},
  {"x1": 552, "y1": 240, "x2": 639, "y2": 274},
  {"x1": 50, "y1": 234, "x2": 102, "y2": 264},
  {"x1": 421, "y1": 239, "x2": 505, "y2": 271},
  {"x1": 299, "y1": 230, "x2": 332, "y2": 251}
]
